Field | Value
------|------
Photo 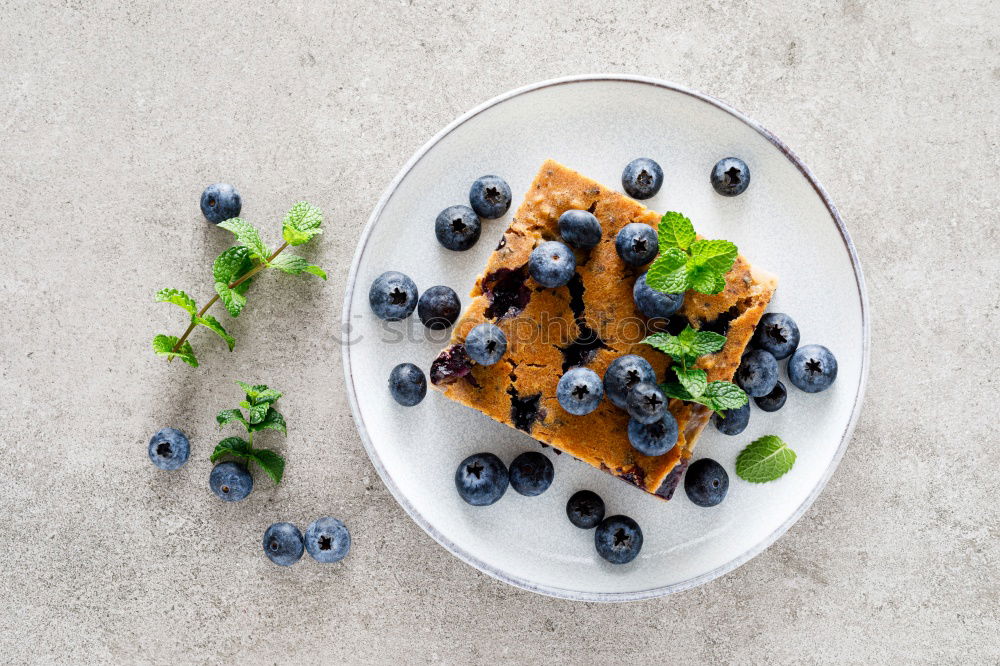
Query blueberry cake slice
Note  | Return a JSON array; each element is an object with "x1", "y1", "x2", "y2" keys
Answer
[{"x1": 431, "y1": 160, "x2": 777, "y2": 499}]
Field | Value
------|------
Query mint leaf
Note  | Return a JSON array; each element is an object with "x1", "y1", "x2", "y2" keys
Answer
[
  {"x1": 645, "y1": 248, "x2": 689, "y2": 294},
  {"x1": 241, "y1": 401, "x2": 268, "y2": 425},
  {"x1": 216, "y1": 409, "x2": 247, "y2": 430},
  {"x1": 643, "y1": 326, "x2": 713, "y2": 366},
  {"x1": 282, "y1": 226, "x2": 320, "y2": 246},
  {"x1": 235, "y1": 380, "x2": 257, "y2": 396},
  {"x1": 646, "y1": 212, "x2": 740, "y2": 297},
  {"x1": 270, "y1": 254, "x2": 307, "y2": 274},
  {"x1": 212, "y1": 247, "x2": 254, "y2": 317},
  {"x1": 215, "y1": 281, "x2": 249, "y2": 318},
  {"x1": 219, "y1": 218, "x2": 270, "y2": 262},
  {"x1": 282, "y1": 202, "x2": 323, "y2": 246},
  {"x1": 736, "y1": 435, "x2": 796, "y2": 483},
  {"x1": 253, "y1": 390, "x2": 281, "y2": 406},
  {"x1": 642, "y1": 332, "x2": 687, "y2": 362},
  {"x1": 249, "y1": 449, "x2": 285, "y2": 484},
  {"x1": 152, "y1": 334, "x2": 198, "y2": 367},
  {"x1": 270, "y1": 254, "x2": 327, "y2": 280},
  {"x1": 692, "y1": 381, "x2": 749, "y2": 415},
  {"x1": 688, "y1": 262, "x2": 728, "y2": 295},
  {"x1": 687, "y1": 239, "x2": 737, "y2": 295},
  {"x1": 660, "y1": 383, "x2": 692, "y2": 401},
  {"x1": 664, "y1": 375, "x2": 746, "y2": 416},
  {"x1": 674, "y1": 366, "x2": 707, "y2": 398},
  {"x1": 676, "y1": 325, "x2": 697, "y2": 349},
  {"x1": 235, "y1": 382, "x2": 281, "y2": 422},
  {"x1": 236, "y1": 382, "x2": 281, "y2": 405},
  {"x1": 658, "y1": 212, "x2": 696, "y2": 252},
  {"x1": 155, "y1": 288, "x2": 197, "y2": 314},
  {"x1": 249, "y1": 407, "x2": 286, "y2": 434},
  {"x1": 210, "y1": 436, "x2": 251, "y2": 463},
  {"x1": 283, "y1": 202, "x2": 323, "y2": 231},
  {"x1": 253, "y1": 389, "x2": 281, "y2": 405},
  {"x1": 193, "y1": 314, "x2": 235, "y2": 351},
  {"x1": 691, "y1": 330, "x2": 727, "y2": 356},
  {"x1": 213, "y1": 246, "x2": 254, "y2": 285},
  {"x1": 689, "y1": 239, "x2": 738, "y2": 274}
]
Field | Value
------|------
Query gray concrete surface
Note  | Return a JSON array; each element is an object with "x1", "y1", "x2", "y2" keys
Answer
[{"x1": 1, "y1": 0, "x2": 998, "y2": 663}]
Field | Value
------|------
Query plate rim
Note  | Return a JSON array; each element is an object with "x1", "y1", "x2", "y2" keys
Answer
[{"x1": 340, "y1": 74, "x2": 871, "y2": 602}]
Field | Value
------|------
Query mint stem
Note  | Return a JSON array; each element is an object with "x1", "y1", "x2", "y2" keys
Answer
[{"x1": 168, "y1": 242, "x2": 290, "y2": 359}]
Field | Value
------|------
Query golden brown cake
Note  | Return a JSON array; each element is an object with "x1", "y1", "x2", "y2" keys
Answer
[{"x1": 430, "y1": 160, "x2": 777, "y2": 499}]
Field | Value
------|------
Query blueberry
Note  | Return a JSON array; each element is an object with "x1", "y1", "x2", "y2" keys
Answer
[
  {"x1": 435, "y1": 205, "x2": 481, "y2": 251},
  {"x1": 200, "y1": 183, "x2": 242, "y2": 224},
  {"x1": 369, "y1": 271, "x2": 418, "y2": 321},
  {"x1": 627, "y1": 413, "x2": 679, "y2": 456},
  {"x1": 633, "y1": 271, "x2": 684, "y2": 319},
  {"x1": 615, "y1": 223, "x2": 658, "y2": 266},
  {"x1": 147, "y1": 427, "x2": 190, "y2": 470},
  {"x1": 455, "y1": 452, "x2": 509, "y2": 506},
  {"x1": 595, "y1": 515, "x2": 643, "y2": 564},
  {"x1": 508, "y1": 451, "x2": 554, "y2": 497},
  {"x1": 712, "y1": 401, "x2": 750, "y2": 436},
  {"x1": 754, "y1": 380, "x2": 787, "y2": 412},
  {"x1": 684, "y1": 458, "x2": 729, "y2": 507},
  {"x1": 566, "y1": 490, "x2": 606, "y2": 529},
  {"x1": 417, "y1": 285, "x2": 461, "y2": 330},
  {"x1": 711, "y1": 157, "x2": 751, "y2": 197},
  {"x1": 788, "y1": 344, "x2": 838, "y2": 393},
  {"x1": 751, "y1": 313, "x2": 800, "y2": 360},
  {"x1": 625, "y1": 381, "x2": 667, "y2": 424},
  {"x1": 262, "y1": 522, "x2": 304, "y2": 567},
  {"x1": 388, "y1": 362, "x2": 427, "y2": 406},
  {"x1": 465, "y1": 323, "x2": 507, "y2": 365},
  {"x1": 557, "y1": 367, "x2": 604, "y2": 415},
  {"x1": 734, "y1": 349, "x2": 779, "y2": 398},
  {"x1": 469, "y1": 175, "x2": 512, "y2": 219},
  {"x1": 528, "y1": 241, "x2": 576, "y2": 288},
  {"x1": 209, "y1": 461, "x2": 253, "y2": 502},
  {"x1": 621, "y1": 158, "x2": 663, "y2": 200},
  {"x1": 429, "y1": 343, "x2": 474, "y2": 386},
  {"x1": 558, "y1": 209, "x2": 602, "y2": 249},
  {"x1": 603, "y1": 354, "x2": 656, "y2": 409},
  {"x1": 304, "y1": 517, "x2": 351, "y2": 563}
]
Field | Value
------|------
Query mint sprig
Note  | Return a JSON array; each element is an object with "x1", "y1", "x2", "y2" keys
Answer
[
  {"x1": 210, "y1": 381, "x2": 287, "y2": 484},
  {"x1": 643, "y1": 324, "x2": 747, "y2": 416},
  {"x1": 735, "y1": 435, "x2": 797, "y2": 483},
  {"x1": 153, "y1": 202, "x2": 327, "y2": 367},
  {"x1": 645, "y1": 212, "x2": 737, "y2": 296}
]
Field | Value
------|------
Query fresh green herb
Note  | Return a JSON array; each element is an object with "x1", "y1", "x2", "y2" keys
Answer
[
  {"x1": 735, "y1": 435, "x2": 797, "y2": 483},
  {"x1": 210, "y1": 381, "x2": 288, "y2": 484},
  {"x1": 640, "y1": 212, "x2": 746, "y2": 413},
  {"x1": 643, "y1": 324, "x2": 748, "y2": 416},
  {"x1": 645, "y1": 212, "x2": 737, "y2": 295},
  {"x1": 153, "y1": 202, "x2": 327, "y2": 367}
]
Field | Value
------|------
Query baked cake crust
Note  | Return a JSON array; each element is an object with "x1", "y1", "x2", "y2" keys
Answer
[{"x1": 431, "y1": 160, "x2": 777, "y2": 499}]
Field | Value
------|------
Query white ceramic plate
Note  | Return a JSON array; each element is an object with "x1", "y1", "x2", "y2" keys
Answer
[{"x1": 342, "y1": 75, "x2": 869, "y2": 601}]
